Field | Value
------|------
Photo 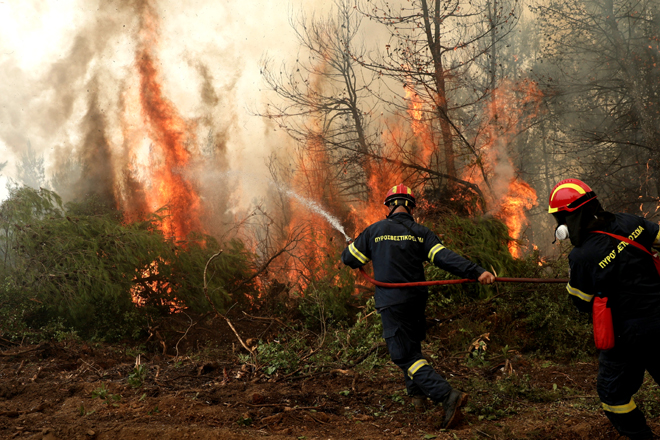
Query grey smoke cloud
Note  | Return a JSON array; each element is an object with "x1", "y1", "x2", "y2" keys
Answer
[
  {"x1": 0, "y1": 0, "x2": 319, "y2": 207},
  {"x1": 0, "y1": 1, "x2": 344, "y2": 244}
]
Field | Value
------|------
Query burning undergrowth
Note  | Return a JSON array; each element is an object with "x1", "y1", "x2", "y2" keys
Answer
[
  {"x1": 0, "y1": 1, "x2": 550, "y2": 347},
  {"x1": 265, "y1": 77, "x2": 544, "y2": 294},
  {"x1": 0, "y1": 186, "x2": 253, "y2": 341}
]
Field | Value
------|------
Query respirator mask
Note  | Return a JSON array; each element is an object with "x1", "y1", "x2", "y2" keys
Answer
[{"x1": 554, "y1": 224, "x2": 569, "y2": 241}]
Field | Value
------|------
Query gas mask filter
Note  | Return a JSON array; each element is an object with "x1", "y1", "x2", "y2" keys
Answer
[{"x1": 555, "y1": 224, "x2": 569, "y2": 241}]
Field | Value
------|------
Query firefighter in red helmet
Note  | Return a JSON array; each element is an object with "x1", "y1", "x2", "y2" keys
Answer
[
  {"x1": 342, "y1": 184, "x2": 495, "y2": 429},
  {"x1": 550, "y1": 178, "x2": 660, "y2": 440}
]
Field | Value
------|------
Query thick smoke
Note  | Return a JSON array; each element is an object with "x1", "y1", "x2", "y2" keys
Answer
[
  {"x1": 77, "y1": 80, "x2": 117, "y2": 205},
  {"x1": 0, "y1": 0, "x2": 282, "y2": 238},
  {"x1": 1, "y1": 0, "x2": 329, "y2": 238}
]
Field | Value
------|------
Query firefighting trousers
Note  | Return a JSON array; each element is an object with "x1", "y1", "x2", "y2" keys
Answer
[
  {"x1": 379, "y1": 301, "x2": 452, "y2": 402},
  {"x1": 597, "y1": 316, "x2": 660, "y2": 440}
]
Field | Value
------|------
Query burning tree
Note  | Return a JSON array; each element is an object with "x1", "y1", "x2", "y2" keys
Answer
[
  {"x1": 261, "y1": 0, "x2": 542, "y2": 259},
  {"x1": 258, "y1": 0, "x2": 382, "y2": 289},
  {"x1": 356, "y1": 0, "x2": 521, "y2": 201}
]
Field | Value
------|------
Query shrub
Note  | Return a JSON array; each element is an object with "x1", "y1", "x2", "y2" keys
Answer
[
  {"x1": 297, "y1": 251, "x2": 361, "y2": 331},
  {"x1": 0, "y1": 186, "x2": 255, "y2": 341},
  {"x1": 423, "y1": 213, "x2": 518, "y2": 301},
  {"x1": 419, "y1": 213, "x2": 593, "y2": 360}
]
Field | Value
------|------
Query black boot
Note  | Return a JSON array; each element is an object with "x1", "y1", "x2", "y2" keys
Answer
[{"x1": 441, "y1": 389, "x2": 468, "y2": 429}]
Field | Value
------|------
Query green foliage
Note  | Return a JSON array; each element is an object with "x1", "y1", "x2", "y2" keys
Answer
[
  {"x1": 91, "y1": 383, "x2": 110, "y2": 400},
  {"x1": 390, "y1": 390, "x2": 406, "y2": 405},
  {"x1": 91, "y1": 383, "x2": 121, "y2": 407},
  {"x1": 236, "y1": 415, "x2": 253, "y2": 426},
  {"x1": 250, "y1": 337, "x2": 307, "y2": 375},
  {"x1": 16, "y1": 141, "x2": 46, "y2": 189},
  {"x1": 297, "y1": 254, "x2": 360, "y2": 330},
  {"x1": 637, "y1": 373, "x2": 660, "y2": 418},
  {"x1": 0, "y1": 185, "x2": 255, "y2": 342},
  {"x1": 509, "y1": 283, "x2": 593, "y2": 359},
  {"x1": 332, "y1": 297, "x2": 384, "y2": 369},
  {"x1": 424, "y1": 213, "x2": 517, "y2": 301},
  {"x1": 127, "y1": 364, "x2": 148, "y2": 388},
  {"x1": 415, "y1": 213, "x2": 593, "y2": 360},
  {"x1": 465, "y1": 373, "x2": 595, "y2": 425},
  {"x1": 0, "y1": 185, "x2": 62, "y2": 271},
  {"x1": 246, "y1": 296, "x2": 385, "y2": 376},
  {"x1": 243, "y1": 245, "x2": 385, "y2": 376},
  {"x1": 0, "y1": 183, "x2": 594, "y2": 369}
]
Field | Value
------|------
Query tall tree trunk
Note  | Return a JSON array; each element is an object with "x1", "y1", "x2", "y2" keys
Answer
[
  {"x1": 421, "y1": 0, "x2": 456, "y2": 180},
  {"x1": 489, "y1": 0, "x2": 498, "y2": 95}
]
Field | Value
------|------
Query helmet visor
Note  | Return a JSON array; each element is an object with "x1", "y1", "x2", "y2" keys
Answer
[{"x1": 567, "y1": 191, "x2": 596, "y2": 211}]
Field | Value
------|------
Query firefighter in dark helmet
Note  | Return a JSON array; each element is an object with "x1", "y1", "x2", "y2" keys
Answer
[
  {"x1": 550, "y1": 178, "x2": 660, "y2": 440},
  {"x1": 341, "y1": 184, "x2": 495, "y2": 429}
]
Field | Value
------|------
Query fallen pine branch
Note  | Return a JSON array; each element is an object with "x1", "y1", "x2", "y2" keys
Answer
[
  {"x1": 240, "y1": 402, "x2": 326, "y2": 412},
  {"x1": 348, "y1": 342, "x2": 387, "y2": 367},
  {"x1": 0, "y1": 343, "x2": 46, "y2": 357},
  {"x1": 0, "y1": 337, "x2": 18, "y2": 346},
  {"x1": 241, "y1": 312, "x2": 295, "y2": 332}
]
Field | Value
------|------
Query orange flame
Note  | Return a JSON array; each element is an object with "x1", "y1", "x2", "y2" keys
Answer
[
  {"x1": 404, "y1": 83, "x2": 435, "y2": 167},
  {"x1": 118, "y1": 0, "x2": 202, "y2": 241},
  {"x1": 498, "y1": 179, "x2": 538, "y2": 257},
  {"x1": 462, "y1": 79, "x2": 542, "y2": 257},
  {"x1": 131, "y1": 260, "x2": 186, "y2": 313},
  {"x1": 282, "y1": 135, "x2": 344, "y2": 290}
]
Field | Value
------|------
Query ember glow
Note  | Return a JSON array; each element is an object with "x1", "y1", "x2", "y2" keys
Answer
[
  {"x1": 1, "y1": 0, "x2": 566, "y2": 297},
  {"x1": 284, "y1": 137, "x2": 345, "y2": 289},
  {"x1": 355, "y1": 127, "x2": 407, "y2": 229},
  {"x1": 498, "y1": 179, "x2": 538, "y2": 258},
  {"x1": 0, "y1": 0, "x2": 307, "y2": 240},
  {"x1": 131, "y1": 259, "x2": 186, "y2": 313}
]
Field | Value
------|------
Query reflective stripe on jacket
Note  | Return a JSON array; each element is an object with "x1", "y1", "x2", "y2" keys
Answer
[{"x1": 341, "y1": 212, "x2": 485, "y2": 309}]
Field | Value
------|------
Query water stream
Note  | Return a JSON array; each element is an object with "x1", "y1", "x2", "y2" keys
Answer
[{"x1": 216, "y1": 171, "x2": 352, "y2": 242}]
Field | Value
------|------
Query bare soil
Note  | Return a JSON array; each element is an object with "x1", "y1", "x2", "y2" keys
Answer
[{"x1": 0, "y1": 315, "x2": 655, "y2": 440}]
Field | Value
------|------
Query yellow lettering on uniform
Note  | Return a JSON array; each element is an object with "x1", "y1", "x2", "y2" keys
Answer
[
  {"x1": 600, "y1": 226, "x2": 647, "y2": 268},
  {"x1": 629, "y1": 226, "x2": 644, "y2": 240},
  {"x1": 373, "y1": 234, "x2": 424, "y2": 243}
]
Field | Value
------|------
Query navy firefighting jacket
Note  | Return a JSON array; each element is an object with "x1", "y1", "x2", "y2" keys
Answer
[
  {"x1": 567, "y1": 213, "x2": 660, "y2": 321},
  {"x1": 341, "y1": 212, "x2": 486, "y2": 309}
]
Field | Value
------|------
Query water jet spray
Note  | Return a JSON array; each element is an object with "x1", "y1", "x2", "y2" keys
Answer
[{"x1": 217, "y1": 171, "x2": 352, "y2": 242}]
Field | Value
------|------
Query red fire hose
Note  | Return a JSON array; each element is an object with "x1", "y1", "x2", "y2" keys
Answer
[{"x1": 357, "y1": 267, "x2": 568, "y2": 287}]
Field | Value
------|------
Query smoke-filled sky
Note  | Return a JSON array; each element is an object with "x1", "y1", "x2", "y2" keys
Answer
[{"x1": 0, "y1": 0, "x2": 335, "y2": 203}]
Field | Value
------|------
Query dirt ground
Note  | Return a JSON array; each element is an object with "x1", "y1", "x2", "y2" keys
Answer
[{"x1": 0, "y1": 315, "x2": 656, "y2": 440}]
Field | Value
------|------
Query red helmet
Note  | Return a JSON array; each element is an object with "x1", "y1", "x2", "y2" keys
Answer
[
  {"x1": 548, "y1": 179, "x2": 596, "y2": 214},
  {"x1": 384, "y1": 184, "x2": 416, "y2": 207}
]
